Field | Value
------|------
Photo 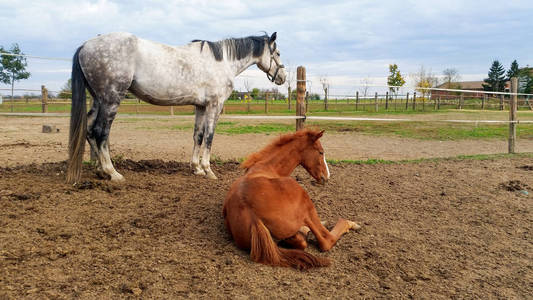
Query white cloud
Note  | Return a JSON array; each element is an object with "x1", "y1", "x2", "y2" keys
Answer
[{"x1": 0, "y1": 0, "x2": 531, "y2": 94}]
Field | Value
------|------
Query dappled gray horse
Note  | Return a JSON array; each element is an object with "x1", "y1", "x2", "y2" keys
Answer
[{"x1": 67, "y1": 32, "x2": 286, "y2": 183}]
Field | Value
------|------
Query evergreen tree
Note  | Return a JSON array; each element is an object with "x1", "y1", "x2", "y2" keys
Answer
[
  {"x1": 507, "y1": 60, "x2": 520, "y2": 79},
  {"x1": 482, "y1": 60, "x2": 506, "y2": 92}
]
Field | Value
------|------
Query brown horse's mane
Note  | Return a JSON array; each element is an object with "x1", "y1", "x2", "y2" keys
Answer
[{"x1": 241, "y1": 129, "x2": 319, "y2": 170}]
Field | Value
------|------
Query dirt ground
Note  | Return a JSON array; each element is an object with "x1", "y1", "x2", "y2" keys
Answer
[
  {"x1": 1, "y1": 114, "x2": 533, "y2": 167},
  {"x1": 1, "y1": 114, "x2": 532, "y2": 298}
]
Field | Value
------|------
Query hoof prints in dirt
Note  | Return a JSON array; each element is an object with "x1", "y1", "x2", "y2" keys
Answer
[
  {"x1": 113, "y1": 159, "x2": 191, "y2": 174},
  {"x1": 113, "y1": 158, "x2": 240, "y2": 175},
  {"x1": 2, "y1": 192, "x2": 41, "y2": 201},
  {"x1": 75, "y1": 180, "x2": 119, "y2": 193},
  {"x1": 498, "y1": 180, "x2": 530, "y2": 192},
  {"x1": 518, "y1": 165, "x2": 533, "y2": 171}
]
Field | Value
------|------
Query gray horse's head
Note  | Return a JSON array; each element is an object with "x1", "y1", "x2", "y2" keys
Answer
[{"x1": 256, "y1": 32, "x2": 286, "y2": 85}]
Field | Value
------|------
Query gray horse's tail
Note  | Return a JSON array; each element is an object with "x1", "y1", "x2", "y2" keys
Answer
[{"x1": 66, "y1": 46, "x2": 87, "y2": 183}]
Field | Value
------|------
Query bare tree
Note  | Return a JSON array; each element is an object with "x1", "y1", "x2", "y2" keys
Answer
[
  {"x1": 360, "y1": 76, "x2": 373, "y2": 98},
  {"x1": 442, "y1": 68, "x2": 461, "y2": 89},
  {"x1": 411, "y1": 65, "x2": 438, "y2": 101},
  {"x1": 284, "y1": 65, "x2": 295, "y2": 110},
  {"x1": 320, "y1": 76, "x2": 329, "y2": 110}
]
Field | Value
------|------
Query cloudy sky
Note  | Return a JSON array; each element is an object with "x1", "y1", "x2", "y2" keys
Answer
[{"x1": 0, "y1": 0, "x2": 531, "y2": 96}]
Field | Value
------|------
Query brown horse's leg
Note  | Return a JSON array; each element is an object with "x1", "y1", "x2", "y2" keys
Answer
[
  {"x1": 305, "y1": 208, "x2": 359, "y2": 252},
  {"x1": 279, "y1": 232, "x2": 308, "y2": 250}
]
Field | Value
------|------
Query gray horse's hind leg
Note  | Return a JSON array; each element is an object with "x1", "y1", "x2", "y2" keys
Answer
[
  {"x1": 87, "y1": 99, "x2": 101, "y2": 169},
  {"x1": 191, "y1": 106, "x2": 207, "y2": 176},
  {"x1": 87, "y1": 98, "x2": 123, "y2": 181}
]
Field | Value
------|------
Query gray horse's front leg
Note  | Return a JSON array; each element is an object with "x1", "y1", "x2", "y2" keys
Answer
[{"x1": 199, "y1": 103, "x2": 223, "y2": 179}]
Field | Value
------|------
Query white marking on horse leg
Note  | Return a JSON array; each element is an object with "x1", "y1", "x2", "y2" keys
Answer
[
  {"x1": 191, "y1": 143, "x2": 205, "y2": 176},
  {"x1": 191, "y1": 106, "x2": 206, "y2": 176},
  {"x1": 323, "y1": 154, "x2": 330, "y2": 179},
  {"x1": 298, "y1": 226, "x2": 311, "y2": 237},
  {"x1": 347, "y1": 220, "x2": 362, "y2": 231},
  {"x1": 98, "y1": 140, "x2": 124, "y2": 181},
  {"x1": 200, "y1": 146, "x2": 217, "y2": 179}
]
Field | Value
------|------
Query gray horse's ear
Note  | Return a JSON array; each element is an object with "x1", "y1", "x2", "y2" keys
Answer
[{"x1": 269, "y1": 32, "x2": 277, "y2": 43}]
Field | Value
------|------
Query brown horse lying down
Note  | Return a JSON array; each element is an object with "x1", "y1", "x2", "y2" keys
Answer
[{"x1": 223, "y1": 129, "x2": 360, "y2": 270}]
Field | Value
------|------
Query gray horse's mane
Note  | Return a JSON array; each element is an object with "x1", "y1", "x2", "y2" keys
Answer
[{"x1": 191, "y1": 34, "x2": 269, "y2": 62}]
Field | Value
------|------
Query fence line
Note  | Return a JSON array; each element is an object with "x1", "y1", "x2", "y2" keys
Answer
[
  {"x1": 2, "y1": 112, "x2": 531, "y2": 125},
  {"x1": 0, "y1": 51, "x2": 71, "y2": 62}
]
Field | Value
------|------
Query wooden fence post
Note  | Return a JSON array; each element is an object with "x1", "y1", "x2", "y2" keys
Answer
[
  {"x1": 437, "y1": 95, "x2": 441, "y2": 110},
  {"x1": 509, "y1": 77, "x2": 518, "y2": 153},
  {"x1": 385, "y1": 91, "x2": 389, "y2": 110},
  {"x1": 374, "y1": 92, "x2": 378, "y2": 112},
  {"x1": 482, "y1": 94, "x2": 486, "y2": 110},
  {"x1": 459, "y1": 94, "x2": 464, "y2": 110},
  {"x1": 355, "y1": 91, "x2": 359, "y2": 111},
  {"x1": 412, "y1": 92, "x2": 416, "y2": 110},
  {"x1": 296, "y1": 66, "x2": 306, "y2": 131},
  {"x1": 500, "y1": 94, "x2": 504, "y2": 110},
  {"x1": 41, "y1": 85, "x2": 48, "y2": 113},
  {"x1": 405, "y1": 92, "x2": 409, "y2": 110},
  {"x1": 170, "y1": 106, "x2": 174, "y2": 115}
]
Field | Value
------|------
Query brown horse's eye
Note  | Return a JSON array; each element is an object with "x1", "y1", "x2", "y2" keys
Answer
[{"x1": 319, "y1": 151, "x2": 324, "y2": 155}]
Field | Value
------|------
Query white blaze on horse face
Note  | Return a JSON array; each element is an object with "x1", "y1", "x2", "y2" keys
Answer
[{"x1": 323, "y1": 153, "x2": 330, "y2": 179}]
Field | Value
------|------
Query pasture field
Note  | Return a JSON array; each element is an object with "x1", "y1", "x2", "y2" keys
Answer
[
  {"x1": 0, "y1": 113, "x2": 532, "y2": 298},
  {"x1": 2, "y1": 96, "x2": 533, "y2": 115}
]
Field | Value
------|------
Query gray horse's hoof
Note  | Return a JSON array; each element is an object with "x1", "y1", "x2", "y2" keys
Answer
[
  {"x1": 205, "y1": 170, "x2": 218, "y2": 180},
  {"x1": 194, "y1": 169, "x2": 206, "y2": 176},
  {"x1": 110, "y1": 172, "x2": 125, "y2": 182}
]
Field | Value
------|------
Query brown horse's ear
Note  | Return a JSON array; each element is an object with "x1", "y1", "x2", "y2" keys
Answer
[{"x1": 310, "y1": 130, "x2": 324, "y2": 141}]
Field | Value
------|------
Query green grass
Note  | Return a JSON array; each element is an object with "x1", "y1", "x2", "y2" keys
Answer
[
  {"x1": 3, "y1": 102, "x2": 533, "y2": 141},
  {"x1": 217, "y1": 123, "x2": 293, "y2": 135},
  {"x1": 329, "y1": 152, "x2": 533, "y2": 165},
  {"x1": 307, "y1": 121, "x2": 533, "y2": 140}
]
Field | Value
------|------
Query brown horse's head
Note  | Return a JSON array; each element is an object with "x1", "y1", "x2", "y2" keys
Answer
[{"x1": 301, "y1": 130, "x2": 330, "y2": 184}]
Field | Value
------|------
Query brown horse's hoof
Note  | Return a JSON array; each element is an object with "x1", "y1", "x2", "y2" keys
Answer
[{"x1": 347, "y1": 221, "x2": 361, "y2": 231}]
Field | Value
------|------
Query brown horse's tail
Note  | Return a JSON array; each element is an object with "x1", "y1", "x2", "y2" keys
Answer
[
  {"x1": 250, "y1": 216, "x2": 330, "y2": 270},
  {"x1": 66, "y1": 46, "x2": 87, "y2": 184}
]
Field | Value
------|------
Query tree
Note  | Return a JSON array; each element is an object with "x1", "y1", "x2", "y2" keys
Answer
[
  {"x1": 482, "y1": 60, "x2": 506, "y2": 92},
  {"x1": 251, "y1": 88, "x2": 260, "y2": 99},
  {"x1": 0, "y1": 43, "x2": 31, "y2": 110},
  {"x1": 518, "y1": 67, "x2": 533, "y2": 94},
  {"x1": 284, "y1": 64, "x2": 295, "y2": 109},
  {"x1": 387, "y1": 64, "x2": 405, "y2": 98},
  {"x1": 58, "y1": 79, "x2": 72, "y2": 99},
  {"x1": 58, "y1": 78, "x2": 93, "y2": 100},
  {"x1": 411, "y1": 65, "x2": 438, "y2": 101},
  {"x1": 320, "y1": 76, "x2": 329, "y2": 110},
  {"x1": 507, "y1": 60, "x2": 520, "y2": 80},
  {"x1": 442, "y1": 68, "x2": 461, "y2": 89},
  {"x1": 360, "y1": 76, "x2": 373, "y2": 98}
]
